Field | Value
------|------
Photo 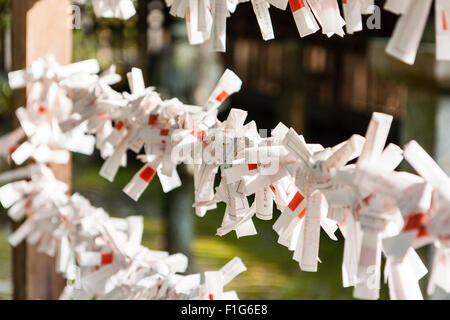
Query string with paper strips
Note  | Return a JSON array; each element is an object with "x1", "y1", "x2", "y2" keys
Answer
[
  {"x1": 2, "y1": 55, "x2": 450, "y2": 300},
  {"x1": 0, "y1": 165, "x2": 246, "y2": 300},
  {"x1": 80, "y1": 0, "x2": 450, "y2": 64},
  {"x1": 0, "y1": 55, "x2": 246, "y2": 300}
]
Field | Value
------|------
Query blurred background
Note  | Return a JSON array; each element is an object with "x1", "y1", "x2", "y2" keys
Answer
[{"x1": 0, "y1": 0, "x2": 449, "y2": 299}]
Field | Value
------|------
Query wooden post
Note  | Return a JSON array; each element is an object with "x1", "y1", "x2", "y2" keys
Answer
[{"x1": 11, "y1": 0, "x2": 72, "y2": 300}]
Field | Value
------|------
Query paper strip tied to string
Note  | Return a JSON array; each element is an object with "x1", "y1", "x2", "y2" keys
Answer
[{"x1": 77, "y1": 0, "x2": 448, "y2": 65}]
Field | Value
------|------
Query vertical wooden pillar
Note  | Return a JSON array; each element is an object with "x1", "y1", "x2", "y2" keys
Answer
[{"x1": 11, "y1": 0, "x2": 72, "y2": 300}]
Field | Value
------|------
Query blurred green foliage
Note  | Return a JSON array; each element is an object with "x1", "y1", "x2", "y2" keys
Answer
[
  {"x1": 0, "y1": 0, "x2": 10, "y2": 32},
  {"x1": 0, "y1": 74, "x2": 11, "y2": 117},
  {"x1": 0, "y1": 225, "x2": 11, "y2": 299}
]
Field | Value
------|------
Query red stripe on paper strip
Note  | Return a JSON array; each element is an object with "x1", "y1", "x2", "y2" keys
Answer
[
  {"x1": 148, "y1": 114, "x2": 159, "y2": 125},
  {"x1": 9, "y1": 145, "x2": 19, "y2": 155},
  {"x1": 297, "y1": 208, "x2": 306, "y2": 219},
  {"x1": 25, "y1": 198, "x2": 32, "y2": 209},
  {"x1": 215, "y1": 90, "x2": 229, "y2": 103},
  {"x1": 190, "y1": 128, "x2": 206, "y2": 141},
  {"x1": 61, "y1": 215, "x2": 72, "y2": 228},
  {"x1": 209, "y1": 294, "x2": 214, "y2": 300},
  {"x1": 443, "y1": 10, "x2": 448, "y2": 31},
  {"x1": 248, "y1": 164, "x2": 258, "y2": 171},
  {"x1": 289, "y1": 0, "x2": 305, "y2": 12},
  {"x1": 288, "y1": 192, "x2": 304, "y2": 211},
  {"x1": 403, "y1": 213, "x2": 428, "y2": 238},
  {"x1": 186, "y1": 8, "x2": 191, "y2": 23},
  {"x1": 115, "y1": 120, "x2": 124, "y2": 131},
  {"x1": 101, "y1": 252, "x2": 113, "y2": 265},
  {"x1": 159, "y1": 128, "x2": 168, "y2": 143},
  {"x1": 139, "y1": 166, "x2": 156, "y2": 183},
  {"x1": 38, "y1": 106, "x2": 46, "y2": 114}
]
